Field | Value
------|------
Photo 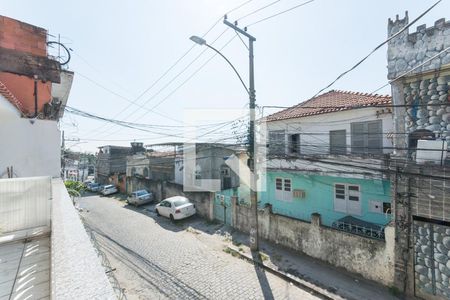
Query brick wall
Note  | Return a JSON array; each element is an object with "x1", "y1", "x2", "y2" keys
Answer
[{"x1": 0, "y1": 15, "x2": 47, "y2": 57}]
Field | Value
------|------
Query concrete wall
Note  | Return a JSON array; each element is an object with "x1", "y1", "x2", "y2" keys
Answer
[
  {"x1": 126, "y1": 177, "x2": 214, "y2": 220},
  {"x1": 0, "y1": 117, "x2": 61, "y2": 178},
  {"x1": 163, "y1": 181, "x2": 213, "y2": 220},
  {"x1": 51, "y1": 178, "x2": 116, "y2": 299},
  {"x1": 234, "y1": 205, "x2": 396, "y2": 287}
]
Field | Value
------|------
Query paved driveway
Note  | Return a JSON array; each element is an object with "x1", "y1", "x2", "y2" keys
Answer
[{"x1": 78, "y1": 194, "x2": 322, "y2": 300}]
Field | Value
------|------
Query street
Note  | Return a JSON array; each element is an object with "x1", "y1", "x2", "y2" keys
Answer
[{"x1": 78, "y1": 194, "x2": 324, "y2": 300}]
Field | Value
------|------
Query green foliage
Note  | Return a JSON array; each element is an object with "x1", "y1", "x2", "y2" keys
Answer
[{"x1": 64, "y1": 180, "x2": 85, "y2": 197}]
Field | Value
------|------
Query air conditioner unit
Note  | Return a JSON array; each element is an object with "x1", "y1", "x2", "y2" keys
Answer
[
  {"x1": 293, "y1": 189, "x2": 306, "y2": 198},
  {"x1": 416, "y1": 140, "x2": 447, "y2": 164}
]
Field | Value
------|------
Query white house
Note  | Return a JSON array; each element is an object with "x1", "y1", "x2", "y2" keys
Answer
[{"x1": 265, "y1": 90, "x2": 394, "y2": 158}]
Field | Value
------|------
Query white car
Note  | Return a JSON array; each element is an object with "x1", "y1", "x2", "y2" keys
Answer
[
  {"x1": 100, "y1": 184, "x2": 118, "y2": 196},
  {"x1": 155, "y1": 196, "x2": 196, "y2": 221}
]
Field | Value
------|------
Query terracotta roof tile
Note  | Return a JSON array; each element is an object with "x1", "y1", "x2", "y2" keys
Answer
[
  {"x1": 0, "y1": 80, "x2": 24, "y2": 114},
  {"x1": 265, "y1": 90, "x2": 392, "y2": 122}
]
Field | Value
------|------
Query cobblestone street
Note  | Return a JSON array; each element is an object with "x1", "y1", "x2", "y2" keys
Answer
[{"x1": 78, "y1": 194, "x2": 324, "y2": 300}]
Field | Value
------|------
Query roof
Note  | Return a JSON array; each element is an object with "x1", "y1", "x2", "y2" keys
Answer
[
  {"x1": 265, "y1": 90, "x2": 392, "y2": 122},
  {"x1": 0, "y1": 79, "x2": 24, "y2": 114}
]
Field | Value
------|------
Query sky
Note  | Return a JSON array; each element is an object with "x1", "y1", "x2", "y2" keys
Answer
[{"x1": 2, "y1": 0, "x2": 449, "y2": 153}]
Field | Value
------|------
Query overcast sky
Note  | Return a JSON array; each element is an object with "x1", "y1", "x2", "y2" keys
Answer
[{"x1": 2, "y1": 0, "x2": 449, "y2": 152}]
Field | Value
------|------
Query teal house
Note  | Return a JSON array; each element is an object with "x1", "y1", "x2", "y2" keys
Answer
[
  {"x1": 259, "y1": 91, "x2": 394, "y2": 236},
  {"x1": 259, "y1": 170, "x2": 392, "y2": 228}
]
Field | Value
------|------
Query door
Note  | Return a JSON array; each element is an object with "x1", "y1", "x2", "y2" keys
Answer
[
  {"x1": 334, "y1": 184, "x2": 347, "y2": 213},
  {"x1": 347, "y1": 185, "x2": 361, "y2": 215},
  {"x1": 159, "y1": 201, "x2": 170, "y2": 217},
  {"x1": 334, "y1": 184, "x2": 361, "y2": 215},
  {"x1": 275, "y1": 178, "x2": 293, "y2": 202},
  {"x1": 213, "y1": 194, "x2": 232, "y2": 225}
]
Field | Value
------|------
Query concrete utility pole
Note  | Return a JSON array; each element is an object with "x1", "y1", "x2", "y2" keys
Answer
[
  {"x1": 190, "y1": 17, "x2": 258, "y2": 251},
  {"x1": 223, "y1": 17, "x2": 258, "y2": 251}
]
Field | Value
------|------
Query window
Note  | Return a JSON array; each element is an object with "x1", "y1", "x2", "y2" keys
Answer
[
  {"x1": 351, "y1": 120, "x2": 382, "y2": 155},
  {"x1": 275, "y1": 178, "x2": 293, "y2": 201},
  {"x1": 276, "y1": 178, "x2": 283, "y2": 190},
  {"x1": 268, "y1": 130, "x2": 286, "y2": 156},
  {"x1": 131, "y1": 167, "x2": 136, "y2": 176},
  {"x1": 330, "y1": 130, "x2": 346, "y2": 155},
  {"x1": 288, "y1": 134, "x2": 300, "y2": 155},
  {"x1": 143, "y1": 167, "x2": 149, "y2": 178},
  {"x1": 334, "y1": 184, "x2": 361, "y2": 215}
]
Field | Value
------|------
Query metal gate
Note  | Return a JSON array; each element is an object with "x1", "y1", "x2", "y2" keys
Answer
[
  {"x1": 414, "y1": 220, "x2": 450, "y2": 299},
  {"x1": 213, "y1": 193, "x2": 232, "y2": 225}
]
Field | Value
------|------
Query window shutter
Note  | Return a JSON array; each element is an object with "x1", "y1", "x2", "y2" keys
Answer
[
  {"x1": 351, "y1": 122, "x2": 366, "y2": 154},
  {"x1": 330, "y1": 130, "x2": 346, "y2": 154},
  {"x1": 367, "y1": 120, "x2": 382, "y2": 154},
  {"x1": 269, "y1": 130, "x2": 285, "y2": 155}
]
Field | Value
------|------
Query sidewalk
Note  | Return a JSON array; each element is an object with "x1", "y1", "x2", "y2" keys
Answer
[{"x1": 193, "y1": 224, "x2": 402, "y2": 300}]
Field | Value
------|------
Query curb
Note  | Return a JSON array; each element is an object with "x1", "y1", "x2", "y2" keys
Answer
[{"x1": 225, "y1": 245, "x2": 345, "y2": 300}]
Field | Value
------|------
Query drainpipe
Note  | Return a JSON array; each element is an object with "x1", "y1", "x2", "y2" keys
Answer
[{"x1": 33, "y1": 75, "x2": 38, "y2": 118}]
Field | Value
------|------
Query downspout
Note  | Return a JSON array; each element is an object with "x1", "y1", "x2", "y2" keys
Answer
[{"x1": 33, "y1": 75, "x2": 38, "y2": 118}]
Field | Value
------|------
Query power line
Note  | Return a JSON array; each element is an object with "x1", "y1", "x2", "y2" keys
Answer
[
  {"x1": 236, "y1": 0, "x2": 282, "y2": 21},
  {"x1": 82, "y1": 0, "x2": 257, "y2": 139},
  {"x1": 371, "y1": 45, "x2": 450, "y2": 94},
  {"x1": 246, "y1": 0, "x2": 315, "y2": 27},
  {"x1": 89, "y1": 28, "x2": 231, "y2": 139},
  {"x1": 310, "y1": 0, "x2": 442, "y2": 98},
  {"x1": 98, "y1": 33, "x2": 240, "y2": 140}
]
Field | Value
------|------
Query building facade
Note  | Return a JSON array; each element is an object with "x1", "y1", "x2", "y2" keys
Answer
[
  {"x1": 262, "y1": 90, "x2": 394, "y2": 237},
  {"x1": 0, "y1": 15, "x2": 73, "y2": 178},
  {"x1": 387, "y1": 13, "x2": 450, "y2": 300}
]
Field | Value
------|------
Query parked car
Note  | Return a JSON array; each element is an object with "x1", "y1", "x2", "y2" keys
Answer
[
  {"x1": 87, "y1": 183, "x2": 101, "y2": 192},
  {"x1": 128, "y1": 190, "x2": 154, "y2": 206},
  {"x1": 155, "y1": 196, "x2": 196, "y2": 221},
  {"x1": 100, "y1": 184, "x2": 118, "y2": 196},
  {"x1": 83, "y1": 180, "x2": 93, "y2": 188}
]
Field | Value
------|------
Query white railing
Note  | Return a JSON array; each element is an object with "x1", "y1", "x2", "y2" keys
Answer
[{"x1": 0, "y1": 176, "x2": 51, "y2": 234}]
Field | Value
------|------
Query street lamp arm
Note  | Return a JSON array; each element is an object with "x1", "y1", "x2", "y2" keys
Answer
[{"x1": 204, "y1": 43, "x2": 249, "y2": 94}]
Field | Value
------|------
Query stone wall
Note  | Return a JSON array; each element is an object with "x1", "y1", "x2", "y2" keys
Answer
[
  {"x1": 387, "y1": 14, "x2": 450, "y2": 80},
  {"x1": 233, "y1": 205, "x2": 396, "y2": 287},
  {"x1": 414, "y1": 220, "x2": 450, "y2": 299},
  {"x1": 390, "y1": 160, "x2": 450, "y2": 297},
  {"x1": 387, "y1": 13, "x2": 450, "y2": 156},
  {"x1": 402, "y1": 75, "x2": 450, "y2": 141}
]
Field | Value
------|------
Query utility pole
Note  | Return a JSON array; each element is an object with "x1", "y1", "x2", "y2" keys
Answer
[{"x1": 223, "y1": 17, "x2": 259, "y2": 251}]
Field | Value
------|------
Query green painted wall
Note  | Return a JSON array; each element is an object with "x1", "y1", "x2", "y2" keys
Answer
[{"x1": 258, "y1": 171, "x2": 392, "y2": 227}]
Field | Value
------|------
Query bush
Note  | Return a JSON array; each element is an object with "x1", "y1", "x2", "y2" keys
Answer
[{"x1": 64, "y1": 180, "x2": 85, "y2": 197}]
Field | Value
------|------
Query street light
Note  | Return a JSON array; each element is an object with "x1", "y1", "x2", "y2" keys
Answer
[
  {"x1": 189, "y1": 36, "x2": 206, "y2": 46},
  {"x1": 189, "y1": 35, "x2": 249, "y2": 93},
  {"x1": 190, "y1": 19, "x2": 259, "y2": 251}
]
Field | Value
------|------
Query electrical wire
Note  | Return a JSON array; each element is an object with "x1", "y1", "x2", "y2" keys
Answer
[
  {"x1": 81, "y1": 0, "x2": 257, "y2": 139},
  {"x1": 310, "y1": 0, "x2": 442, "y2": 98},
  {"x1": 246, "y1": 0, "x2": 315, "y2": 27}
]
